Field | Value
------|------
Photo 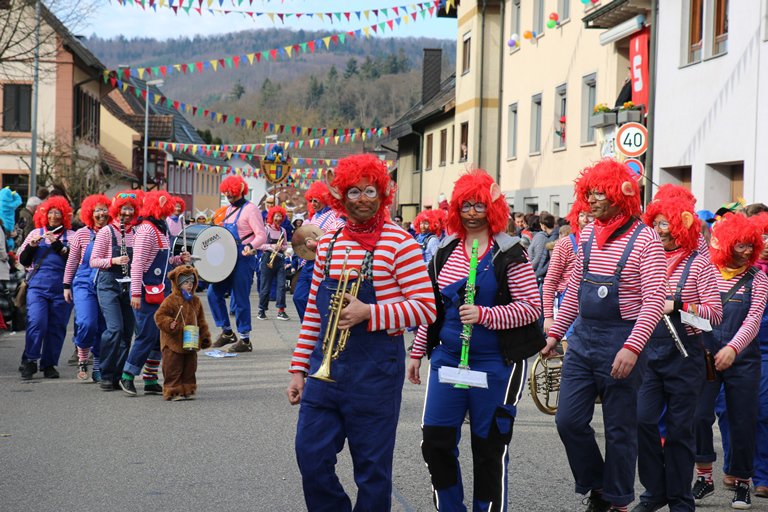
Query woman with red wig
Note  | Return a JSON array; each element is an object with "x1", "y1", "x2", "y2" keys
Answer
[
  {"x1": 692, "y1": 213, "x2": 768, "y2": 509},
  {"x1": 633, "y1": 187, "x2": 723, "y2": 512},
  {"x1": 257, "y1": 205, "x2": 289, "y2": 321},
  {"x1": 407, "y1": 169, "x2": 541, "y2": 511},
  {"x1": 18, "y1": 196, "x2": 75, "y2": 380},
  {"x1": 165, "y1": 196, "x2": 186, "y2": 237},
  {"x1": 63, "y1": 194, "x2": 111, "y2": 382},
  {"x1": 287, "y1": 153, "x2": 436, "y2": 511},
  {"x1": 413, "y1": 208, "x2": 446, "y2": 262}
]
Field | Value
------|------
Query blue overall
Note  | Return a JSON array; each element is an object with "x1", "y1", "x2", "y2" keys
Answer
[
  {"x1": 96, "y1": 226, "x2": 134, "y2": 386},
  {"x1": 636, "y1": 255, "x2": 703, "y2": 511},
  {"x1": 258, "y1": 228, "x2": 286, "y2": 313},
  {"x1": 421, "y1": 249, "x2": 525, "y2": 512},
  {"x1": 22, "y1": 229, "x2": 73, "y2": 368},
  {"x1": 207, "y1": 204, "x2": 253, "y2": 335},
  {"x1": 72, "y1": 230, "x2": 104, "y2": 358},
  {"x1": 293, "y1": 207, "x2": 335, "y2": 322},
  {"x1": 694, "y1": 271, "x2": 761, "y2": 480},
  {"x1": 295, "y1": 249, "x2": 405, "y2": 512},
  {"x1": 555, "y1": 224, "x2": 646, "y2": 507},
  {"x1": 124, "y1": 232, "x2": 169, "y2": 377}
]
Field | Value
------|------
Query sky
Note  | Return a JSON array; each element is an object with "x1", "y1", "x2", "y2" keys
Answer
[{"x1": 83, "y1": 0, "x2": 458, "y2": 41}]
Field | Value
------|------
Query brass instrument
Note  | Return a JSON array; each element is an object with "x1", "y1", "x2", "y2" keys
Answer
[
  {"x1": 116, "y1": 220, "x2": 131, "y2": 283},
  {"x1": 529, "y1": 341, "x2": 566, "y2": 415},
  {"x1": 309, "y1": 248, "x2": 362, "y2": 383},
  {"x1": 267, "y1": 230, "x2": 285, "y2": 269}
]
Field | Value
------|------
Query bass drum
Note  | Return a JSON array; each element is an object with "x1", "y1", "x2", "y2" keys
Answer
[{"x1": 190, "y1": 225, "x2": 238, "y2": 283}]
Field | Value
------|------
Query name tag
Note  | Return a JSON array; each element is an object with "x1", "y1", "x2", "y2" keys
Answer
[{"x1": 680, "y1": 310, "x2": 712, "y2": 332}]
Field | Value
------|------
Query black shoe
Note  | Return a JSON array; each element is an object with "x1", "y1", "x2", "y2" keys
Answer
[
  {"x1": 119, "y1": 378, "x2": 137, "y2": 396},
  {"x1": 732, "y1": 480, "x2": 752, "y2": 509},
  {"x1": 42, "y1": 366, "x2": 60, "y2": 379},
  {"x1": 276, "y1": 311, "x2": 289, "y2": 321},
  {"x1": 693, "y1": 476, "x2": 715, "y2": 501},
  {"x1": 144, "y1": 383, "x2": 163, "y2": 395},
  {"x1": 100, "y1": 381, "x2": 116, "y2": 391},
  {"x1": 630, "y1": 502, "x2": 665, "y2": 512},
  {"x1": 257, "y1": 310, "x2": 267, "y2": 320},
  {"x1": 20, "y1": 361, "x2": 37, "y2": 380},
  {"x1": 584, "y1": 492, "x2": 610, "y2": 512},
  {"x1": 212, "y1": 330, "x2": 237, "y2": 348}
]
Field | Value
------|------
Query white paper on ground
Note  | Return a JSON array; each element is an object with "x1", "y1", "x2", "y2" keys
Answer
[
  {"x1": 204, "y1": 349, "x2": 238, "y2": 358},
  {"x1": 680, "y1": 310, "x2": 712, "y2": 332},
  {"x1": 438, "y1": 366, "x2": 488, "y2": 388}
]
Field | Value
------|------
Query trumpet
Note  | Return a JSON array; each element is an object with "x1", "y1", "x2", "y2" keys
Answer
[
  {"x1": 309, "y1": 248, "x2": 362, "y2": 383},
  {"x1": 267, "y1": 231, "x2": 285, "y2": 269},
  {"x1": 115, "y1": 220, "x2": 131, "y2": 283}
]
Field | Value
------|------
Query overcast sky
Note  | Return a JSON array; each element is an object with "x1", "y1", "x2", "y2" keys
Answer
[{"x1": 84, "y1": 0, "x2": 457, "y2": 40}]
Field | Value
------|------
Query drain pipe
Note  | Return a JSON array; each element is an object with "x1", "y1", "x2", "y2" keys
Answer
[
  {"x1": 644, "y1": 0, "x2": 658, "y2": 206},
  {"x1": 477, "y1": 0, "x2": 487, "y2": 168},
  {"x1": 495, "y1": 0, "x2": 505, "y2": 184}
]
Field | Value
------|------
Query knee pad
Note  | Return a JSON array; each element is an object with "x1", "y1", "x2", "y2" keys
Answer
[
  {"x1": 421, "y1": 425, "x2": 458, "y2": 490},
  {"x1": 489, "y1": 405, "x2": 516, "y2": 445}
]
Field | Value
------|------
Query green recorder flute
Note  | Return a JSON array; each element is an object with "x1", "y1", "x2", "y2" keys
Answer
[{"x1": 454, "y1": 239, "x2": 479, "y2": 389}]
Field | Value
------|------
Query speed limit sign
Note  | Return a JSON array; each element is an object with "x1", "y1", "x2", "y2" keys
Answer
[{"x1": 616, "y1": 122, "x2": 648, "y2": 157}]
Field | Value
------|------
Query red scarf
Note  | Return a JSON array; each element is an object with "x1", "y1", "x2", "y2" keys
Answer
[
  {"x1": 592, "y1": 213, "x2": 630, "y2": 250},
  {"x1": 664, "y1": 247, "x2": 689, "y2": 278},
  {"x1": 342, "y1": 210, "x2": 387, "y2": 252},
  {"x1": 755, "y1": 259, "x2": 768, "y2": 275}
]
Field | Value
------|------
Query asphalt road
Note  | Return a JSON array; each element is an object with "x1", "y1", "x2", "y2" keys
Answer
[{"x1": 0, "y1": 292, "x2": 762, "y2": 512}]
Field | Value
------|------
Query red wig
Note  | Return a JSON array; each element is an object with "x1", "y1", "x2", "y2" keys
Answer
[
  {"x1": 109, "y1": 190, "x2": 142, "y2": 222},
  {"x1": 564, "y1": 196, "x2": 590, "y2": 233},
  {"x1": 653, "y1": 184, "x2": 696, "y2": 208},
  {"x1": 710, "y1": 213, "x2": 763, "y2": 268},
  {"x1": 220, "y1": 175, "x2": 248, "y2": 197},
  {"x1": 414, "y1": 209, "x2": 445, "y2": 234},
  {"x1": 80, "y1": 194, "x2": 111, "y2": 229},
  {"x1": 327, "y1": 154, "x2": 395, "y2": 213},
  {"x1": 140, "y1": 190, "x2": 176, "y2": 219},
  {"x1": 446, "y1": 169, "x2": 509, "y2": 237},
  {"x1": 267, "y1": 205, "x2": 287, "y2": 226},
  {"x1": 34, "y1": 196, "x2": 73, "y2": 229},
  {"x1": 172, "y1": 196, "x2": 186, "y2": 213},
  {"x1": 643, "y1": 193, "x2": 701, "y2": 253},
  {"x1": 750, "y1": 212, "x2": 768, "y2": 235},
  {"x1": 305, "y1": 181, "x2": 332, "y2": 206},
  {"x1": 574, "y1": 159, "x2": 641, "y2": 217}
]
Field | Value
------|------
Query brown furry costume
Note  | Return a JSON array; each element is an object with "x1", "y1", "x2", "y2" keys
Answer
[{"x1": 154, "y1": 265, "x2": 211, "y2": 400}]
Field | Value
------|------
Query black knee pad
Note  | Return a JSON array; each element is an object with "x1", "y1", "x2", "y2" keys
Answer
[
  {"x1": 489, "y1": 405, "x2": 515, "y2": 445},
  {"x1": 422, "y1": 425, "x2": 458, "y2": 490}
]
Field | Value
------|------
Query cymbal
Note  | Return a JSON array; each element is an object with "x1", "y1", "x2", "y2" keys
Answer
[{"x1": 291, "y1": 224, "x2": 324, "y2": 260}]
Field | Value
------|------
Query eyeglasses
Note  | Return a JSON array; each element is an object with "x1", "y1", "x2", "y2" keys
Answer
[
  {"x1": 652, "y1": 221, "x2": 670, "y2": 230},
  {"x1": 117, "y1": 193, "x2": 136, "y2": 199},
  {"x1": 346, "y1": 186, "x2": 378, "y2": 201},
  {"x1": 94, "y1": 208, "x2": 109, "y2": 214},
  {"x1": 587, "y1": 191, "x2": 607, "y2": 201},
  {"x1": 734, "y1": 243, "x2": 754, "y2": 252},
  {"x1": 762, "y1": 234, "x2": 768, "y2": 242},
  {"x1": 461, "y1": 202, "x2": 487, "y2": 213},
  {"x1": 47, "y1": 210, "x2": 62, "y2": 217}
]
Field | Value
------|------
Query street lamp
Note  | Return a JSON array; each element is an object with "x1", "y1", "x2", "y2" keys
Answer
[{"x1": 143, "y1": 78, "x2": 164, "y2": 191}]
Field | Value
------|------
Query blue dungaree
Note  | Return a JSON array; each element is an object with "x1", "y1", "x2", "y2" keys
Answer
[
  {"x1": 124, "y1": 225, "x2": 170, "y2": 377},
  {"x1": 293, "y1": 206, "x2": 333, "y2": 322},
  {"x1": 95, "y1": 225, "x2": 134, "y2": 386},
  {"x1": 207, "y1": 204, "x2": 254, "y2": 335},
  {"x1": 636, "y1": 254, "x2": 704, "y2": 511},
  {"x1": 421, "y1": 248, "x2": 526, "y2": 512},
  {"x1": 258, "y1": 227, "x2": 286, "y2": 313},
  {"x1": 555, "y1": 223, "x2": 646, "y2": 507},
  {"x1": 694, "y1": 270, "x2": 761, "y2": 480},
  {"x1": 72, "y1": 229, "x2": 105, "y2": 359},
  {"x1": 295, "y1": 237, "x2": 405, "y2": 512},
  {"x1": 22, "y1": 229, "x2": 73, "y2": 368}
]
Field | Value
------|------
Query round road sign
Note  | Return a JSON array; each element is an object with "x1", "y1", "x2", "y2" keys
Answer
[
  {"x1": 616, "y1": 122, "x2": 648, "y2": 158},
  {"x1": 623, "y1": 158, "x2": 644, "y2": 181}
]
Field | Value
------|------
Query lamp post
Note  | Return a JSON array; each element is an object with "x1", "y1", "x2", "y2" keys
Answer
[{"x1": 143, "y1": 78, "x2": 164, "y2": 191}]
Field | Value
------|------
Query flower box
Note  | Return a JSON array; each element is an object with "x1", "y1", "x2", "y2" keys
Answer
[
  {"x1": 590, "y1": 112, "x2": 616, "y2": 128},
  {"x1": 618, "y1": 110, "x2": 642, "y2": 124}
]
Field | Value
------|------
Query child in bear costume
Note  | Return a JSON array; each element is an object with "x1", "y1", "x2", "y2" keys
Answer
[{"x1": 154, "y1": 265, "x2": 211, "y2": 401}]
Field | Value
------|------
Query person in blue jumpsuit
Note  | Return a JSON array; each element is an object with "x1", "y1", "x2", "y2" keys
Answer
[
  {"x1": 257, "y1": 205, "x2": 289, "y2": 320},
  {"x1": 18, "y1": 196, "x2": 75, "y2": 380},
  {"x1": 407, "y1": 170, "x2": 542, "y2": 512}
]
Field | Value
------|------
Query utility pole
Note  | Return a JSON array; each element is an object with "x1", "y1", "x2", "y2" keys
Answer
[{"x1": 29, "y1": 0, "x2": 41, "y2": 197}]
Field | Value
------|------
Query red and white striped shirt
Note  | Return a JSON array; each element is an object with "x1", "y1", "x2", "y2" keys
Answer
[
  {"x1": 18, "y1": 228, "x2": 76, "y2": 270},
  {"x1": 542, "y1": 235, "x2": 577, "y2": 318},
  {"x1": 666, "y1": 253, "x2": 723, "y2": 336},
  {"x1": 90, "y1": 221, "x2": 134, "y2": 270},
  {"x1": 308, "y1": 207, "x2": 345, "y2": 232},
  {"x1": 713, "y1": 265, "x2": 768, "y2": 354},
  {"x1": 289, "y1": 221, "x2": 436, "y2": 373},
  {"x1": 410, "y1": 240, "x2": 541, "y2": 359},
  {"x1": 130, "y1": 222, "x2": 185, "y2": 297},
  {"x1": 549, "y1": 222, "x2": 667, "y2": 354},
  {"x1": 63, "y1": 226, "x2": 99, "y2": 285}
]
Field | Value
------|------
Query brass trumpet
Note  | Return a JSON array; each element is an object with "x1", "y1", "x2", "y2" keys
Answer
[
  {"x1": 309, "y1": 248, "x2": 363, "y2": 383},
  {"x1": 267, "y1": 231, "x2": 285, "y2": 268},
  {"x1": 528, "y1": 341, "x2": 566, "y2": 415}
]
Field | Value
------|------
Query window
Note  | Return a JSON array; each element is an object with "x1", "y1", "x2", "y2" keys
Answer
[
  {"x1": 713, "y1": 0, "x2": 728, "y2": 55},
  {"x1": 687, "y1": 0, "x2": 703, "y2": 63},
  {"x1": 510, "y1": 0, "x2": 521, "y2": 51},
  {"x1": 439, "y1": 129, "x2": 447, "y2": 166},
  {"x1": 462, "y1": 32, "x2": 471, "y2": 74},
  {"x1": 558, "y1": 0, "x2": 570, "y2": 21},
  {"x1": 459, "y1": 122, "x2": 469, "y2": 162},
  {"x1": 530, "y1": 94, "x2": 542, "y2": 154},
  {"x1": 74, "y1": 87, "x2": 100, "y2": 144},
  {"x1": 2, "y1": 173, "x2": 28, "y2": 201},
  {"x1": 425, "y1": 133, "x2": 433, "y2": 170},
  {"x1": 533, "y1": 0, "x2": 545, "y2": 35},
  {"x1": 2, "y1": 84, "x2": 31, "y2": 132},
  {"x1": 507, "y1": 103, "x2": 518, "y2": 159},
  {"x1": 581, "y1": 73, "x2": 597, "y2": 144},
  {"x1": 450, "y1": 125, "x2": 455, "y2": 164},
  {"x1": 554, "y1": 84, "x2": 567, "y2": 149}
]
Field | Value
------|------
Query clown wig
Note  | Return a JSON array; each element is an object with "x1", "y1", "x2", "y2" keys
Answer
[
  {"x1": 413, "y1": 210, "x2": 442, "y2": 235},
  {"x1": 564, "y1": 196, "x2": 590, "y2": 233},
  {"x1": 140, "y1": 190, "x2": 176, "y2": 219},
  {"x1": 267, "y1": 205, "x2": 287, "y2": 226},
  {"x1": 653, "y1": 184, "x2": 696, "y2": 208},
  {"x1": 305, "y1": 181, "x2": 332, "y2": 206},
  {"x1": 33, "y1": 196, "x2": 73, "y2": 229},
  {"x1": 109, "y1": 190, "x2": 142, "y2": 222},
  {"x1": 710, "y1": 212, "x2": 764, "y2": 268},
  {"x1": 80, "y1": 194, "x2": 111, "y2": 229},
  {"x1": 750, "y1": 212, "x2": 768, "y2": 235},
  {"x1": 172, "y1": 196, "x2": 186, "y2": 213},
  {"x1": 643, "y1": 191, "x2": 701, "y2": 253},
  {"x1": 220, "y1": 175, "x2": 248, "y2": 197},
  {"x1": 574, "y1": 159, "x2": 641, "y2": 217},
  {"x1": 446, "y1": 169, "x2": 509, "y2": 237},
  {"x1": 327, "y1": 154, "x2": 395, "y2": 212}
]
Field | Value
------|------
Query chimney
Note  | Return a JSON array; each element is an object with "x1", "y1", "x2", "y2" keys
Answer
[{"x1": 422, "y1": 48, "x2": 442, "y2": 104}]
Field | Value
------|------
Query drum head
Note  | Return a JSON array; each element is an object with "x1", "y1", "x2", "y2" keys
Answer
[{"x1": 191, "y1": 226, "x2": 238, "y2": 283}]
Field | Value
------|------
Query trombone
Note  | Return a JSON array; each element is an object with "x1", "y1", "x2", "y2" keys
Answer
[{"x1": 267, "y1": 230, "x2": 285, "y2": 268}]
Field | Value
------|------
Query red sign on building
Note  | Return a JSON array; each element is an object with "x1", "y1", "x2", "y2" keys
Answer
[{"x1": 630, "y1": 28, "x2": 650, "y2": 112}]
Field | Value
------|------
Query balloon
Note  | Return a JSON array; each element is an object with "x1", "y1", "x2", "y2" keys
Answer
[
  {"x1": 549, "y1": 12, "x2": 559, "y2": 21},
  {"x1": 546, "y1": 19, "x2": 557, "y2": 29},
  {"x1": 523, "y1": 31, "x2": 532, "y2": 39},
  {"x1": 531, "y1": 31, "x2": 537, "y2": 38},
  {"x1": 507, "y1": 38, "x2": 517, "y2": 48},
  {"x1": 511, "y1": 33, "x2": 519, "y2": 41},
  {"x1": 581, "y1": 0, "x2": 590, "y2": 4}
]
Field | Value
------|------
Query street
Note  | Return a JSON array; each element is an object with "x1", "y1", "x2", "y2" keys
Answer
[{"x1": 0, "y1": 292, "x2": 761, "y2": 512}]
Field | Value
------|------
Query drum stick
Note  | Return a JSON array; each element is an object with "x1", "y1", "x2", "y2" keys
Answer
[
  {"x1": 174, "y1": 306, "x2": 183, "y2": 322},
  {"x1": 182, "y1": 220, "x2": 188, "y2": 253}
]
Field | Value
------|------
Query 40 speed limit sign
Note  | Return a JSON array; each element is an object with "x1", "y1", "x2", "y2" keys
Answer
[{"x1": 616, "y1": 122, "x2": 648, "y2": 158}]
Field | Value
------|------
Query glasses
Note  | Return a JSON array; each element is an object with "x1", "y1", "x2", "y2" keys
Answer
[
  {"x1": 762, "y1": 234, "x2": 768, "y2": 242},
  {"x1": 461, "y1": 202, "x2": 487, "y2": 213},
  {"x1": 94, "y1": 208, "x2": 109, "y2": 214},
  {"x1": 346, "y1": 186, "x2": 378, "y2": 200},
  {"x1": 587, "y1": 191, "x2": 607, "y2": 201},
  {"x1": 734, "y1": 243, "x2": 754, "y2": 252},
  {"x1": 47, "y1": 210, "x2": 62, "y2": 217},
  {"x1": 117, "y1": 193, "x2": 136, "y2": 199},
  {"x1": 652, "y1": 221, "x2": 670, "y2": 230}
]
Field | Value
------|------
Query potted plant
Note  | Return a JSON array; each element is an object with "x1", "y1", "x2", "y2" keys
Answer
[
  {"x1": 618, "y1": 101, "x2": 642, "y2": 124},
  {"x1": 590, "y1": 103, "x2": 616, "y2": 128}
]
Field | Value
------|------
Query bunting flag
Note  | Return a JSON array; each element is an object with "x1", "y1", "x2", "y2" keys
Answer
[{"x1": 102, "y1": 2, "x2": 438, "y2": 81}]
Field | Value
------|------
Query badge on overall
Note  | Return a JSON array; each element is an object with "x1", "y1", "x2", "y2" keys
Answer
[
  {"x1": 154, "y1": 268, "x2": 162, "y2": 276},
  {"x1": 597, "y1": 285, "x2": 608, "y2": 299}
]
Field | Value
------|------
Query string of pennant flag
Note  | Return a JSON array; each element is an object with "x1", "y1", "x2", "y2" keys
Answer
[
  {"x1": 103, "y1": 2, "x2": 438, "y2": 81},
  {"x1": 174, "y1": 159, "x2": 332, "y2": 186}
]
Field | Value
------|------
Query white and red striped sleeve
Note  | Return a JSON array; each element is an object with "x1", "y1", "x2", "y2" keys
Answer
[
  {"x1": 63, "y1": 227, "x2": 91, "y2": 285},
  {"x1": 130, "y1": 223, "x2": 159, "y2": 297},
  {"x1": 681, "y1": 255, "x2": 723, "y2": 332},
  {"x1": 90, "y1": 223, "x2": 115, "y2": 269},
  {"x1": 541, "y1": 236, "x2": 574, "y2": 318},
  {"x1": 721, "y1": 268, "x2": 768, "y2": 354}
]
